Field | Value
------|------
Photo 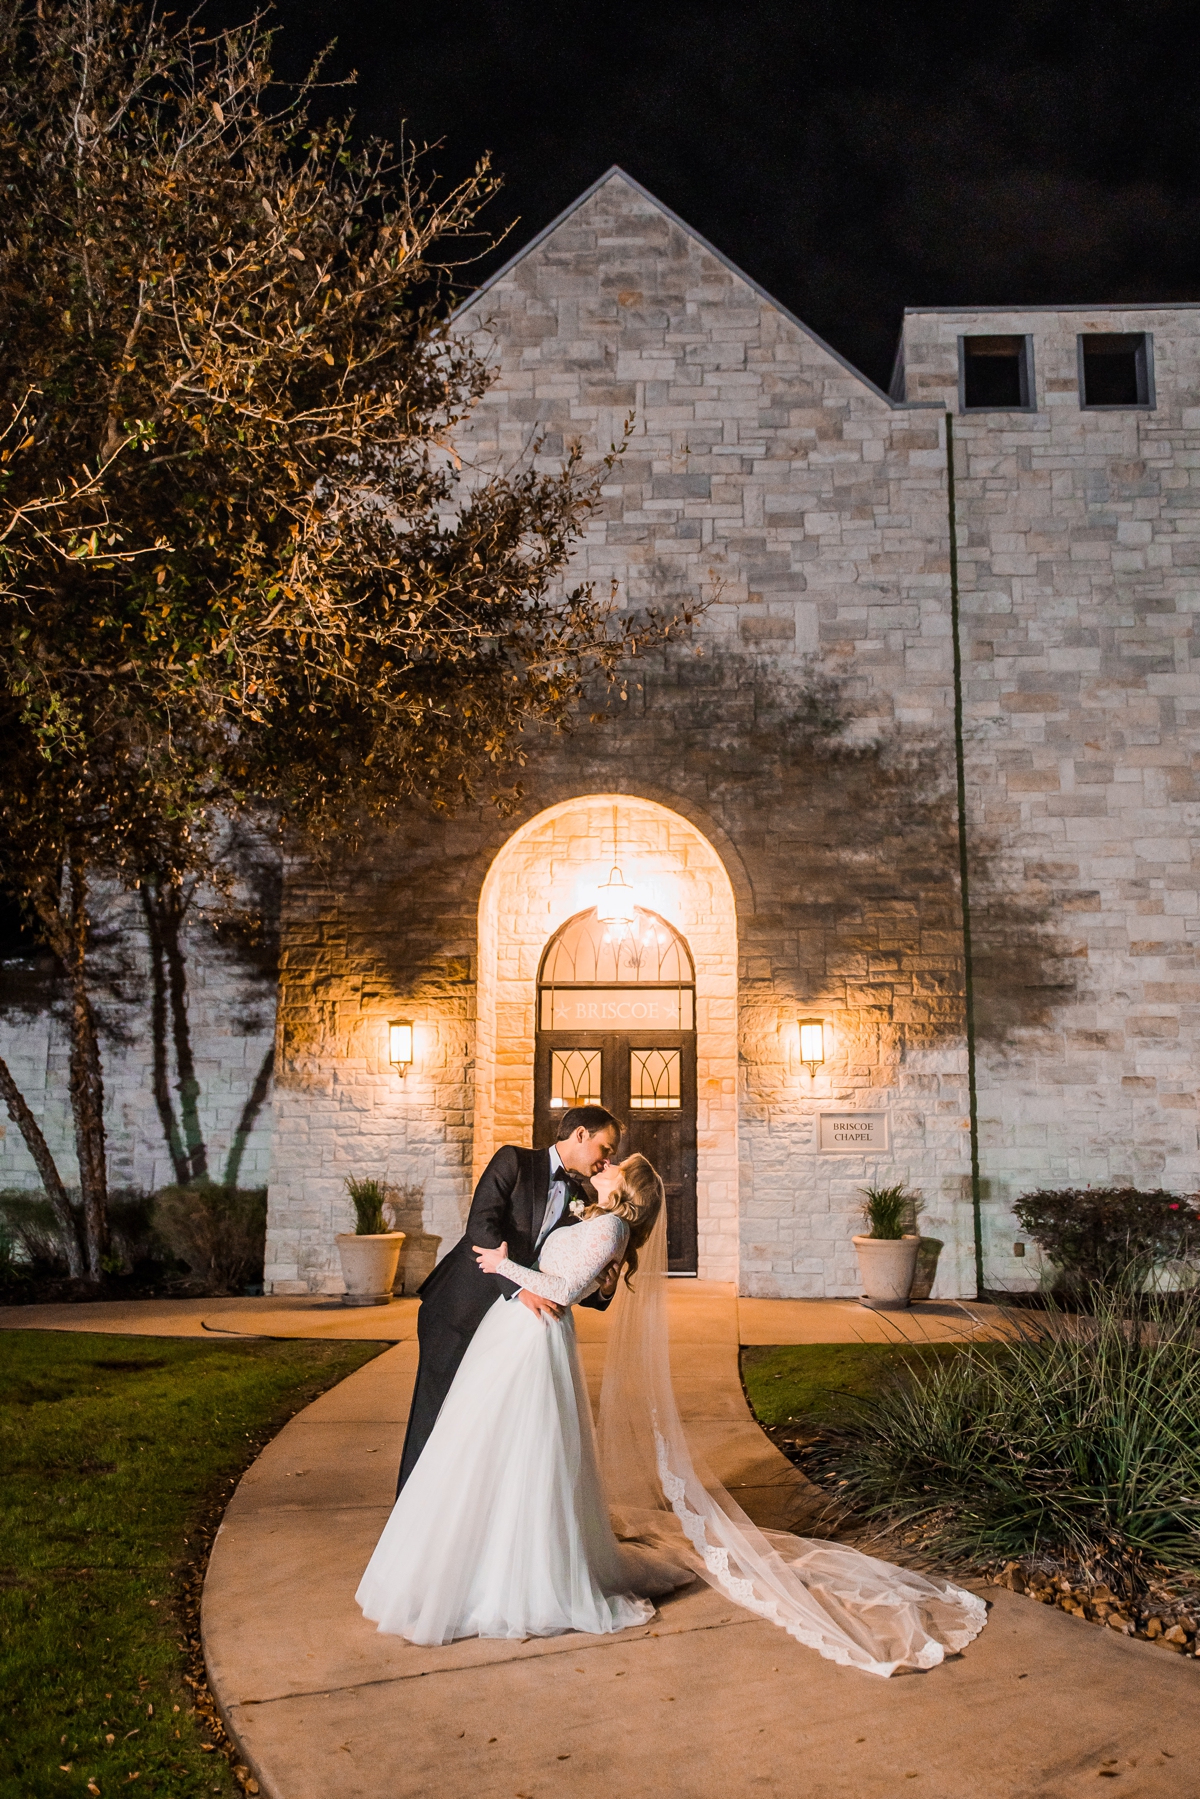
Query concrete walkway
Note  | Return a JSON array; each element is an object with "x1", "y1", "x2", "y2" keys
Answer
[
  {"x1": 5, "y1": 1288, "x2": 1198, "y2": 1792},
  {"x1": 0, "y1": 1289, "x2": 997, "y2": 1345},
  {"x1": 184, "y1": 1284, "x2": 1198, "y2": 1799}
]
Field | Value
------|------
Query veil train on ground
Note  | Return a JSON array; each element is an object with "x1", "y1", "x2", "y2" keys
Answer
[{"x1": 597, "y1": 1207, "x2": 987, "y2": 1678}]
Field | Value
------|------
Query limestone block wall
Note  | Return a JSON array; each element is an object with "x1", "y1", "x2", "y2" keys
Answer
[
  {"x1": 441, "y1": 171, "x2": 982, "y2": 1297},
  {"x1": 264, "y1": 171, "x2": 985, "y2": 1299},
  {"x1": 266, "y1": 820, "x2": 482, "y2": 1294},
  {"x1": 265, "y1": 744, "x2": 980, "y2": 1299},
  {"x1": 899, "y1": 306, "x2": 1200, "y2": 1219}
]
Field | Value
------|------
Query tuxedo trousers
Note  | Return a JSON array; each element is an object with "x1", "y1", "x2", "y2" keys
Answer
[{"x1": 396, "y1": 1303, "x2": 475, "y2": 1494}]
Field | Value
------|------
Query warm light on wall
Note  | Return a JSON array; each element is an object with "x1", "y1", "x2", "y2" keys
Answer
[
  {"x1": 388, "y1": 1019, "x2": 414, "y2": 1074},
  {"x1": 798, "y1": 1019, "x2": 826, "y2": 1076}
]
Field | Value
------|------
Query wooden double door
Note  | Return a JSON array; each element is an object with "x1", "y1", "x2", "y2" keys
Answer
[{"x1": 533, "y1": 1028, "x2": 698, "y2": 1274}]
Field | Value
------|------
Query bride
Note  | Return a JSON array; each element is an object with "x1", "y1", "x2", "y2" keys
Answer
[{"x1": 356, "y1": 1153, "x2": 987, "y2": 1675}]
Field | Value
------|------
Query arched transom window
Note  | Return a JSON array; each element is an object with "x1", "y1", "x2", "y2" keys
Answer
[{"x1": 537, "y1": 907, "x2": 695, "y2": 1032}]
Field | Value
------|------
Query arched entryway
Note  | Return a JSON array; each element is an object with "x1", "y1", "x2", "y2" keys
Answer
[
  {"x1": 474, "y1": 794, "x2": 739, "y2": 1282},
  {"x1": 534, "y1": 907, "x2": 698, "y2": 1272}
]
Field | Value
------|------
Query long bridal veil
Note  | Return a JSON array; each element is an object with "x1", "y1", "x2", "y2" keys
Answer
[{"x1": 597, "y1": 1208, "x2": 987, "y2": 1677}]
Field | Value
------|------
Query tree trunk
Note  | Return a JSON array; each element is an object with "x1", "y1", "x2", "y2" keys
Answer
[
  {"x1": 141, "y1": 876, "x2": 208, "y2": 1183},
  {"x1": 159, "y1": 881, "x2": 208, "y2": 1182},
  {"x1": 0, "y1": 1051, "x2": 84, "y2": 1278},
  {"x1": 142, "y1": 883, "x2": 191, "y2": 1184},
  {"x1": 35, "y1": 858, "x2": 111, "y2": 1281}
]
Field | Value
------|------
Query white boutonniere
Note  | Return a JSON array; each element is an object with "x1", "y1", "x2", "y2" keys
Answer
[{"x1": 568, "y1": 1197, "x2": 586, "y2": 1218}]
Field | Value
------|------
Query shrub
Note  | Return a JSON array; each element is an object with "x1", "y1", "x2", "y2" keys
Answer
[
  {"x1": 105, "y1": 1189, "x2": 160, "y2": 1273},
  {"x1": 0, "y1": 1186, "x2": 162, "y2": 1277},
  {"x1": 0, "y1": 1190, "x2": 72, "y2": 1271},
  {"x1": 152, "y1": 1183, "x2": 267, "y2": 1294},
  {"x1": 1013, "y1": 1186, "x2": 1200, "y2": 1288},
  {"x1": 859, "y1": 1183, "x2": 922, "y2": 1241},
  {"x1": 803, "y1": 1282, "x2": 1200, "y2": 1590},
  {"x1": 0, "y1": 1215, "x2": 23, "y2": 1285}
]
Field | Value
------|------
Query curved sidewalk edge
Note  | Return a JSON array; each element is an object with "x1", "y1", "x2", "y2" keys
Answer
[
  {"x1": 0, "y1": 1293, "x2": 420, "y2": 1339},
  {"x1": 202, "y1": 1285, "x2": 1200, "y2": 1799}
]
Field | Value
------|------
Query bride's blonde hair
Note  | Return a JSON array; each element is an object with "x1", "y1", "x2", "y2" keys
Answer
[{"x1": 582, "y1": 1153, "x2": 665, "y2": 1286}]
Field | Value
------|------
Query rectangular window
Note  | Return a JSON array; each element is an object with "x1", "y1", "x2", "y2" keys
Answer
[
  {"x1": 629, "y1": 1048, "x2": 681, "y2": 1111},
  {"x1": 1078, "y1": 332, "x2": 1154, "y2": 408},
  {"x1": 550, "y1": 1049, "x2": 602, "y2": 1109},
  {"x1": 959, "y1": 334, "x2": 1034, "y2": 411}
]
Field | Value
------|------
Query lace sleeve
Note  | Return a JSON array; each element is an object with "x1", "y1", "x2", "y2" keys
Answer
[{"x1": 496, "y1": 1214, "x2": 629, "y2": 1307}]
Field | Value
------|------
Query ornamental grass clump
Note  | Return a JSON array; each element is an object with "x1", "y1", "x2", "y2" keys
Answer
[
  {"x1": 344, "y1": 1178, "x2": 397, "y2": 1237},
  {"x1": 804, "y1": 1281, "x2": 1200, "y2": 1590},
  {"x1": 859, "y1": 1183, "x2": 921, "y2": 1240}
]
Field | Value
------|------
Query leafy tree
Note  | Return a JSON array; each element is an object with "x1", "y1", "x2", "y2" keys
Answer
[{"x1": 0, "y1": 0, "x2": 656, "y2": 1279}]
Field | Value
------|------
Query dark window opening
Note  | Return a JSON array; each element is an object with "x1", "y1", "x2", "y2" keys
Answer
[
  {"x1": 961, "y1": 335, "x2": 1033, "y2": 410},
  {"x1": 1079, "y1": 333, "x2": 1153, "y2": 408}
]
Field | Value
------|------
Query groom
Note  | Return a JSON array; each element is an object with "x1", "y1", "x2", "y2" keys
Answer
[{"x1": 396, "y1": 1105, "x2": 623, "y2": 1492}]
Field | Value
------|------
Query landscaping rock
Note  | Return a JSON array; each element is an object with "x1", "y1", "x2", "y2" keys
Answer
[{"x1": 989, "y1": 1561, "x2": 1197, "y2": 1656}]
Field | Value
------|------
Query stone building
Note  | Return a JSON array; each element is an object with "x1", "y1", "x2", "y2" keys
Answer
[{"x1": 4, "y1": 166, "x2": 1199, "y2": 1298}]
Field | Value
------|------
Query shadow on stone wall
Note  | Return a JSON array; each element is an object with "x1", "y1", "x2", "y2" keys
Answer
[{"x1": 278, "y1": 643, "x2": 1079, "y2": 1059}]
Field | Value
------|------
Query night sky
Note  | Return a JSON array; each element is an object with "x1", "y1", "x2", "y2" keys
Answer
[{"x1": 204, "y1": 2, "x2": 1200, "y2": 386}]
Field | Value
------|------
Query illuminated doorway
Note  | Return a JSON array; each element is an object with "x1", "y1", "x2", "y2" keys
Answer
[
  {"x1": 474, "y1": 793, "x2": 739, "y2": 1282},
  {"x1": 534, "y1": 907, "x2": 698, "y2": 1272}
]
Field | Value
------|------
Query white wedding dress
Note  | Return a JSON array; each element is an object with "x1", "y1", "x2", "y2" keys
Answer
[
  {"x1": 356, "y1": 1213, "x2": 684, "y2": 1644},
  {"x1": 357, "y1": 1207, "x2": 988, "y2": 1674}
]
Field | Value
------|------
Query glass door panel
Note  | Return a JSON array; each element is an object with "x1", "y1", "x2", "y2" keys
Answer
[
  {"x1": 549, "y1": 1048, "x2": 603, "y2": 1110},
  {"x1": 629, "y1": 1048, "x2": 682, "y2": 1110}
]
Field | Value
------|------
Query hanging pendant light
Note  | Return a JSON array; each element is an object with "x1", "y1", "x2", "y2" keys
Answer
[
  {"x1": 595, "y1": 805, "x2": 636, "y2": 923},
  {"x1": 596, "y1": 862, "x2": 636, "y2": 923}
]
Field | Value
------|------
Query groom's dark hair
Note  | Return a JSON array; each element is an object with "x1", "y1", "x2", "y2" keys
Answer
[{"x1": 555, "y1": 1105, "x2": 622, "y2": 1141}]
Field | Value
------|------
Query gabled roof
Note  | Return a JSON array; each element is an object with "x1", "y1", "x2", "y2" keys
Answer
[{"x1": 455, "y1": 165, "x2": 913, "y2": 409}]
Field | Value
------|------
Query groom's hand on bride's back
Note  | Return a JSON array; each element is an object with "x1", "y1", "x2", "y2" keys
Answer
[
  {"x1": 518, "y1": 1291, "x2": 564, "y2": 1322},
  {"x1": 518, "y1": 1295, "x2": 564, "y2": 1324}
]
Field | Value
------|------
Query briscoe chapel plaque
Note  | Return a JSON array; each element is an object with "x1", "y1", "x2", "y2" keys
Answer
[{"x1": 818, "y1": 1113, "x2": 889, "y2": 1153}]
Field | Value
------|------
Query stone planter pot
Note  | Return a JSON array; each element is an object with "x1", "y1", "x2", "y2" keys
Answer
[
  {"x1": 853, "y1": 1234, "x2": 921, "y2": 1310},
  {"x1": 336, "y1": 1231, "x2": 405, "y2": 1307}
]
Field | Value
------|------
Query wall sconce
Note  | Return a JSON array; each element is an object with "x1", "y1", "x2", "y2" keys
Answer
[
  {"x1": 388, "y1": 1019, "x2": 414, "y2": 1076},
  {"x1": 798, "y1": 1018, "x2": 826, "y2": 1077}
]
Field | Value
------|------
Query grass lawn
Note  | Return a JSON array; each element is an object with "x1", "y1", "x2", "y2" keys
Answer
[
  {"x1": 0, "y1": 1330, "x2": 384, "y2": 1799},
  {"x1": 740, "y1": 1340, "x2": 968, "y2": 1432}
]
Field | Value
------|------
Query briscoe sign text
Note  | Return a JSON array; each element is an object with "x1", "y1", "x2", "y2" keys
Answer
[
  {"x1": 540, "y1": 989, "x2": 692, "y2": 1030},
  {"x1": 818, "y1": 1113, "x2": 889, "y2": 1153}
]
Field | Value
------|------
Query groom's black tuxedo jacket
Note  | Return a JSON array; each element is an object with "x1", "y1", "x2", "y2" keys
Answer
[{"x1": 396, "y1": 1145, "x2": 610, "y2": 1491}]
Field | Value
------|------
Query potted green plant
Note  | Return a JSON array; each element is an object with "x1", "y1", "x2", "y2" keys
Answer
[
  {"x1": 853, "y1": 1183, "x2": 923, "y2": 1309},
  {"x1": 336, "y1": 1179, "x2": 406, "y2": 1307}
]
